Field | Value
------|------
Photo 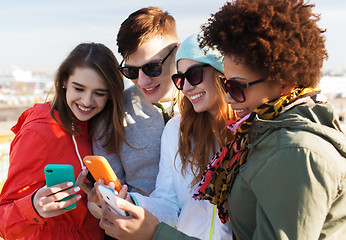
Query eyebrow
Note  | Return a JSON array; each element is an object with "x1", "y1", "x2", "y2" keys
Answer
[{"x1": 71, "y1": 81, "x2": 109, "y2": 92}]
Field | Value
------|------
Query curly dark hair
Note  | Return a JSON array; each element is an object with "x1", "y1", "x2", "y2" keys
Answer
[{"x1": 199, "y1": 0, "x2": 328, "y2": 87}]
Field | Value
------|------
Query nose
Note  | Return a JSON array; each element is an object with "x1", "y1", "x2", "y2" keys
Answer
[
  {"x1": 136, "y1": 70, "x2": 152, "y2": 87},
  {"x1": 81, "y1": 92, "x2": 93, "y2": 106},
  {"x1": 182, "y1": 78, "x2": 194, "y2": 93}
]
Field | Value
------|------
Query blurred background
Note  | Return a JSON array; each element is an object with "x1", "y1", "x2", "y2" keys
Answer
[{"x1": 1, "y1": 0, "x2": 346, "y2": 190}]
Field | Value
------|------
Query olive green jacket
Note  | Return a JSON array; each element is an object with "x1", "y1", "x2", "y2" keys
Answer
[
  {"x1": 153, "y1": 102, "x2": 346, "y2": 240},
  {"x1": 228, "y1": 102, "x2": 346, "y2": 240}
]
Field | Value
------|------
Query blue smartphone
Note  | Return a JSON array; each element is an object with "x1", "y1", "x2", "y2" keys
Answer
[{"x1": 44, "y1": 164, "x2": 77, "y2": 209}]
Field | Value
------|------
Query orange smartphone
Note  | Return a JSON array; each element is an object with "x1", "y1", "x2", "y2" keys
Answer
[{"x1": 82, "y1": 155, "x2": 122, "y2": 193}]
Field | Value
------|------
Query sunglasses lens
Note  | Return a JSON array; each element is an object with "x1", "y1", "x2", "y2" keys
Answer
[
  {"x1": 171, "y1": 74, "x2": 184, "y2": 90},
  {"x1": 121, "y1": 67, "x2": 138, "y2": 79},
  {"x1": 226, "y1": 80, "x2": 245, "y2": 102},
  {"x1": 142, "y1": 63, "x2": 162, "y2": 77},
  {"x1": 185, "y1": 66, "x2": 203, "y2": 86}
]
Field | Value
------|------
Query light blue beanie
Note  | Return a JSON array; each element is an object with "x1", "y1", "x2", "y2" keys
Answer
[{"x1": 175, "y1": 32, "x2": 224, "y2": 74}]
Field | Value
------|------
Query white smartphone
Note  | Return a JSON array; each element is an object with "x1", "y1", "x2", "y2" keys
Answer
[{"x1": 97, "y1": 184, "x2": 126, "y2": 216}]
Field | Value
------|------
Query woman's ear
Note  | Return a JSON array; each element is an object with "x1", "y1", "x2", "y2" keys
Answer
[{"x1": 281, "y1": 83, "x2": 296, "y2": 95}]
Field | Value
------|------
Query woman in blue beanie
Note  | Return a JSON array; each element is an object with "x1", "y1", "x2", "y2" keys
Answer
[{"x1": 98, "y1": 33, "x2": 235, "y2": 239}]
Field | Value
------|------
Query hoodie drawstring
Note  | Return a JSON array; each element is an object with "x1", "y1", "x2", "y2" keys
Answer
[{"x1": 72, "y1": 135, "x2": 86, "y2": 170}]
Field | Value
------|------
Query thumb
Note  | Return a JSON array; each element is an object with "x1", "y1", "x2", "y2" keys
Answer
[{"x1": 115, "y1": 196, "x2": 142, "y2": 218}]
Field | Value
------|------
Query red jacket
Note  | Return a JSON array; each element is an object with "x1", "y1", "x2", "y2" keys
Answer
[{"x1": 0, "y1": 103, "x2": 104, "y2": 240}]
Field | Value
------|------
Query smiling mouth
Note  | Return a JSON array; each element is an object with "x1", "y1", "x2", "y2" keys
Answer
[
  {"x1": 234, "y1": 109, "x2": 246, "y2": 113},
  {"x1": 233, "y1": 108, "x2": 250, "y2": 118},
  {"x1": 77, "y1": 104, "x2": 92, "y2": 112},
  {"x1": 145, "y1": 86, "x2": 156, "y2": 91},
  {"x1": 190, "y1": 92, "x2": 205, "y2": 100},
  {"x1": 144, "y1": 85, "x2": 159, "y2": 91}
]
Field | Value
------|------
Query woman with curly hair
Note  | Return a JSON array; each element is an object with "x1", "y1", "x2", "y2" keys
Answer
[
  {"x1": 91, "y1": 1, "x2": 346, "y2": 239},
  {"x1": 193, "y1": 0, "x2": 346, "y2": 239}
]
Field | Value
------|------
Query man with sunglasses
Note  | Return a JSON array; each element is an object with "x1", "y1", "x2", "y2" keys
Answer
[{"x1": 93, "y1": 7, "x2": 179, "y2": 197}]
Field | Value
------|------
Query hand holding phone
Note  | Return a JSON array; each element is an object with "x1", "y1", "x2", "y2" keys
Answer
[
  {"x1": 44, "y1": 164, "x2": 77, "y2": 209},
  {"x1": 83, "y1": 155, "x2": 122, "y2": 192},
  {"x1": 97, "y1": 184, "x2": 126, "y2": 216}
]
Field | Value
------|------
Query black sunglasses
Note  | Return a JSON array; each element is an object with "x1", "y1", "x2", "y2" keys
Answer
[
  {"x1": 171, "y1": 64, "x2": 209, "y2": 90},
  {"x1": 219, "y1": 76, "x2": 265, "y2": 102},
  {"x1": 118, "y1": 45, "x2": 177, "y2": 80}
]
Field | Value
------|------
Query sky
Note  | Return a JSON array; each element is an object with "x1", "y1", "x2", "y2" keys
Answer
[{"x1": 1, "y1": 0, "x2": 346, "y2": 74}]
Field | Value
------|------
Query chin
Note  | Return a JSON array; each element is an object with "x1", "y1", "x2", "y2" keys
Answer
[{"x1": 192, "y1": 106, "x2": 205, "y2": 113}]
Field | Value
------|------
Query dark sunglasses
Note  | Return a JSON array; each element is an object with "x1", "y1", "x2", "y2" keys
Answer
[
  {"x1": 171, "y1": 64, "x2": 209, "y2": 90},
  {"x1": 219, "y1": 76, "x2": 265, "y2": 102},
  {"x1": 118, "y1": 45, "x2": 177, "y2": 80}
]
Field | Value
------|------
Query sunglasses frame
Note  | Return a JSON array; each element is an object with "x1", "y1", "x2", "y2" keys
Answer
[
  {"x1": 219, "y1": 76, "x2": 265, "y2": 102},
  {"x1": 118, "y1": 45, "x2": 177, "y2": 80},
  {"x1": 171, "y1": 64, "x2": 210, "y2": 90}
]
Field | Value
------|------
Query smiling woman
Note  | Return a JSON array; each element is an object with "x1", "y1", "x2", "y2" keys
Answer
[
  {"x1": 65, "y1": 67, "x2": 110, "y2": 122},
  {"x1": 0, "y1": 42, "x2": 126, "y2": 240},
  {"x1": 192, "y1": 1, "x2": 346, "y2": 239}
]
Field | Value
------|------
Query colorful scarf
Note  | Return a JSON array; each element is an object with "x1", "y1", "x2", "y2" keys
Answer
[{"x1": 193, "y1": 87, "x2": 320, "y2": 223}]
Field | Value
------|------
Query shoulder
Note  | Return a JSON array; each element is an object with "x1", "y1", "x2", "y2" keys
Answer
[
  {"x1": 122, "y1": 86, "x2": 164, "y2": 126},
  {"x1": 250, "y1": 103, "x2": 345, "y2": 155},
  {"x1": 246, "y1": 101, "x2": 346, "y2": 178},
  {"x1": 123, "y1": 86, "x2": 156, "y2": 112},
  {"x1": 246, "y1": 124, "x2": 346, "y2": 186},
  {"x1": 11, "y1": 103, "x2": 54, "y2": 133},
  {"x1": 163, "y1": 115, "x2": 181, "y2": 135},
  {"x1": 166, "y1": 115, "x2": 181, "y2": 128},
  {"x1": 123, "y1": 85, "x2": 145, "y2": 105},
  {"x1": 124, "y1": 85, "x2": 140, "y2": 98}
]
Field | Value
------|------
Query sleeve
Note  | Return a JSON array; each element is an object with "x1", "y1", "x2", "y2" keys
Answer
[
  {"x1": 249, "y1": 146, "x2": 340, "y2": 240},
  {"x1": 130, "y1": 119, "x2": 181, "y2": 226},
  {"x1": 0, "y1": 129, "x2": 48, "y2": 239},
  {"x1": 152, "y1": 222, "x2": 200, "y2": 240},
  {"x1": 92, "y1": 137, "x2": 125, "y2": 184}
]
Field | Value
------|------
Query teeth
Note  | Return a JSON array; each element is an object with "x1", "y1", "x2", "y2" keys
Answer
[
  {"x1": 234, "y1": 109, "x2": 246, "y2": 113},
  {"x1": 190, "y1": 92, "x2": 205, "y2": 100},
  {"x1": 78, "y1": 105, "x2": 92, "y2": 112},
  {"x1": 145, "y1": 86, "x2": 156, "y2": 91}
]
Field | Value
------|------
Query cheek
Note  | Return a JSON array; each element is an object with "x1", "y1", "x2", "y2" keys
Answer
[
  {"x1": 65, "y1": 89, "x2": 74, "y2": 103},
  {"x1": 163, "y1": 59, "x2": 175, "y2": 78},
  {"x1": 224, "y1": 93, "x2": 232, "y2": 103},
  {"x1": 97, "y1": 97, "x2": 109, "y2": 108},
  {"x1": 203, "y1": 73, "x2": 218, "y2": 95},
  {"x1": 132, "y1": 80, "x2": 140, "y2": 89},
  {"x1": 244, "y1": 86, "x2": 277, "y2": 109}
]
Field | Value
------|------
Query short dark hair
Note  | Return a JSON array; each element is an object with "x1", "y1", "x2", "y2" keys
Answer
[
  {"x1": 199, "y1": 0, "x2": 328, "y2": 87},
  {"x1": 117, "y1": 6, "x2": 178, "y2": 58}
]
